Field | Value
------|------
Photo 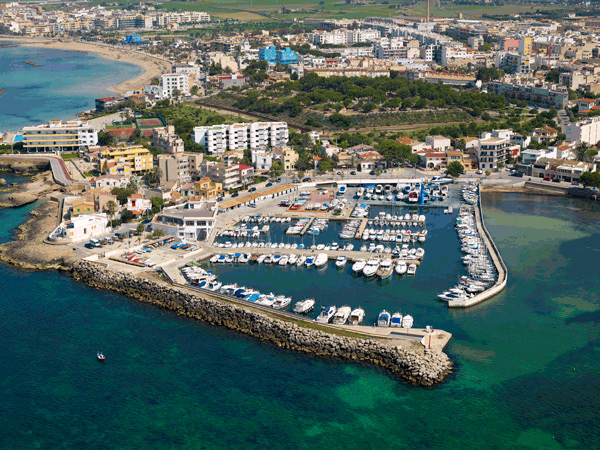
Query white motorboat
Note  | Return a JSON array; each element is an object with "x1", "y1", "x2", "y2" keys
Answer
[
  {"x1": 315, "y1": 305, "x2": 337, "y2": 324},
  {"x1": 305, "y1": 255, "x2": 315, "y2": 267},
  {"x1": 314, "y1": 253, "x2": 328, "y2": 268},
  {"x1": 376, "y1": 259, "x2": 394, "y2": 279},
  {"x1": 349, "y1": 307, "x2": 365, "y2": 325},
  {"x1": 390, "y1": 312, "x2": 403, "y2": 327},
  {"x1": 402, "y1": 314, "x2": 414, "y2": 329},
  {"x1": 352, "y1": 259, "x2": 367, "y2": 273},
  {"x1": 272, "y1": 295, "x2": 291, "y2": 310},
  {"x1": 362, "y1": 257, "x2": 380, "y2": 277},
  {"x1": 293, "y1": 298, "x2": 315, "y2": 314},
  {"x1": 395, "y1": 261, "x2": 407, "y2": 275},
  {"x1": 407, "y1": 263, "x2": 417, "y2": 275},
  {"x1": 332, "y1": 305, "x2": 352, "y2": 324},
  {"x1": 209, "y1": 255, "x2": 219, "y2": 263},
  {"x1": 289, "y1": 254, "x2": 298, "y2": 265},
  {"x1": 378, "y1": 310, "x2": 391, "y2": 327},
  {"x1": 278, "y1": 255, "x2": 289, "y2": 266},
  {"x1": 335, "y1": 255, "x2": 347, "y2": 268},
  {"x1": 297, "y1": 255, "x2": 306, "y2": 266},
  {"x1": 415, "y1": 248, "x2": 425, "y2": 259}
]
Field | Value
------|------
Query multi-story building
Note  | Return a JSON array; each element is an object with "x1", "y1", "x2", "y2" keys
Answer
[
  {"x1": 566, "y1": 117, "x2": 600, "y2": 145},
  {"x1": 258, "y1": 46, "x2": 277, "y2": 63},
  {"x1": 160, "y1": 73, "x2": 189, "y2": 98},
  {"x1": 251, "y1": 149, "x2": 272, "y2": 171},
  {"x1": 98, "y1": 144, "x2": 153, "y2": 175},
  {"x1": 158, "y1": 152, "x2": 203, "y2": 184},
  {"x1": 375, "y1": 38, "x2": 407, "y2": 60},
  {"x1": 21, "y1": 120, "x2": 97, "y2": 152},
  {"x1": 477, "y1": 137, "x2": 510, "y2": 171},
  {"x1": 202, "y1": 161, "x2": 243, "y2": 191},
  {"x1": 153, "y1": 125, "x2": 184, "y2": 154},
  {"x1": 275, "y1": 48, "x2": 298, "y2": 65},
  {"x1": 152, "y1": 198, "x2": 217, "y2": 242},
  {"x1": 193, "y1": 122, "x2": 288, "y2": 155},
  {"x1": 488, "y1": 78, "x2": 568, "y2": 109},
  {"x1": 281, "y1": 146, "x2": 298, "y2": 171},
  {"x1": 193, "y1": 178, "x2": 223, "y2": 200}
]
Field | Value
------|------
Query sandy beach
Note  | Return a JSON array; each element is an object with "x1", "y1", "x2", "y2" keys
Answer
[{"x1": 0, "y1": 36, "x2": 172, "y2": 96}]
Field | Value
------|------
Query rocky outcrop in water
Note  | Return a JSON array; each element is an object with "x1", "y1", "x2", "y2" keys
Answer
[{"x1": 72, "y1": 261, "x2": 453, "y2": 386}]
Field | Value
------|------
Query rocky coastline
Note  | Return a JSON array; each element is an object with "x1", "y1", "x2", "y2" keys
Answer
[{"x1": 72, "y1": 260, "x2": 453, "y2": 387}]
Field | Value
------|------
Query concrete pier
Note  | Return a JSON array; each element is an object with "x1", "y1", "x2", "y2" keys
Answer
[
  {"x1": 355, "y1": 218, "x2": 368, "y2": 239},
  {"x1": 448, "y1": 194, "x2": 507, "y2": 308},
  {"x1": 299, "y1": 217, "x2": 314, "y2": 236}
]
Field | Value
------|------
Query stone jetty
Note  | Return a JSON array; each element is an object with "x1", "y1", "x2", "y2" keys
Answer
[{"x1": 73, "y1": 260, "x2": 453, "y2": 387}]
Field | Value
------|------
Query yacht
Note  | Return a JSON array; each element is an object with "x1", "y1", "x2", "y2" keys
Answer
[
  {"x1": 349, "y1": 307, "x2": 365, "y2": 325},
  {"x1": 376, "y1": 259, "x2": 394, "y2": 279},
  {"x1": 402, "y1": 314, "x2": 414, "y2": 329},
  {"x1": 297, "y1": 255, "x2": 306, "y2": 267},
  {"x1": 288, "y1": 254, "x2": 298, "y2": 265},
  {"x1": 352, "y1": 259, "x2": 367, "y2": 274},
  {"x1": 315, "y1": 305, "x2": 337, "y2": 323},
  {"x1": 335, "y1": 255, "x2": 347, "y2": 268},
  {"x1": 362, "y1": 257, "x2": 380, "y2": 278},
  {"x1": 305, "y1": 256, "x2": 315, "y2": 267},
  {"x1": 332, "y1": 305, "x2": 352, "y2": 325},
  {"x1": 278, "y1": 255, "x2": 289, "y2": 266},
  {"x1": 293, "y1": 298, "x2": 315, "y2": 314},
  {"x1": 390, "y1": 312, "x2": 403, "y2": 327},
  {"x1": 272, "y1": 295, "x2": 292, "y2": 310},
  {"x1": 209, "y1": 255, "x2": 219, "y2": 263},
  {"x1": 314, "y1": 253, "x2": 328, "y2": 268},
  {"x1": 407, "y1": 263, "x2": 417, "y2": 275},
  {"x1": 378, "y1": 310, "x2": 391, "y2": 327},
  {"x1": 395, "y1": 261, "x2": 407, "y2": 275},
  {"x1": 256, "y1": 294, "x2": 275, "y2": 307}
]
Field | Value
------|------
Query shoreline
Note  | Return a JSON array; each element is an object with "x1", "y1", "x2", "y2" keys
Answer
[{"x1": 0, "y1": 36, "x2": 172, "y2": 96}]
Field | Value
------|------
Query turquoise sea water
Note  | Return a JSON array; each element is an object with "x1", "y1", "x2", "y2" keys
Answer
[
  {"x1": 0, "y1": 45, "x2": 143, "y2": 131},
  {"x1": 0, "y1": 193, "x2": 599, "y2": 449}
]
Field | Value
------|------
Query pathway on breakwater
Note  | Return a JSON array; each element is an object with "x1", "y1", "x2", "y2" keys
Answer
[{"x1": 0, "y1": 154, "x2": 76, "y2": 186}]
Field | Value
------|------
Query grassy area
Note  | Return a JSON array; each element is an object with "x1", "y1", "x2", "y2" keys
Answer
[
  {"x1": 403, "y1": 1, "x2": 562, "y2": 19},
  {"x1": 61, "y1": 152, "x2": 79, "y2": 161}
]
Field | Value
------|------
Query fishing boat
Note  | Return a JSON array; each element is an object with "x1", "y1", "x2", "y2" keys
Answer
[
  {"x1": 293, "y1": 298, "x2": 315, "y2": 314},
  {"x1": 349, "y1": 307, "x2": 365, "y2": 325},
  {"x1": 314, "y1": 253, "x2": 328, "y2": 268},
  {"x1": 390, "y1": 312, "x2": 403, "y2": 327},
  {"x1": 97, "y1": 352, "x2": 105, "y2": 362},
  {"x1": 351, "y1": 259, "x2": 366, "y2": 274},
  {"x1": 296, "y1": 255, "x2": 306, "y2": 266},
  {"x1": 378, "y1": 310, "x2": 391, "y2": 327},
  {"x1": 272, "y1": 295, "x2": 291, "y2": 310},
  {"x1": 332, "y1": 305, "x2": 352, "y2": 324},
  {"x1": 335, "y1": 255, "x2": 347, "y2": 268},
  {"x1": 376, "y1": 259, "x2": 394, "y2": 279},
  {"x1": 315, "y1": 305, "x2": 337, "y2": 323}
]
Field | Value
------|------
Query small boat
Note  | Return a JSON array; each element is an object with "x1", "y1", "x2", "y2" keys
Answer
[
  {"x1": 272, "y1": 295, "x2": 291, "y2": 310},
  {"x1": 315, "y1": 305, "x2": 337, "y2": 324},
  {"x1": 0, "y1": 88, "x2": 5, "y2": 96},
  {"x1": 362, "y1": 257, "x2": 379, "y2": 278},
  {"x1": 305, "y1": 256, "x2": 315, "y2": 267},
  {"x1": 378, "y1": 310, "x2": 391, "y2": 327},
  {"x1": 332, "y1": 305, "x2": 352, "y2": 324},
  {"x1": 23, "y1": 60, "x2": 40, "y2": 66},
  {"x1": 390, "y1": 312, "x2": 403, "y2": 327},
  {"x1": 335, "y1": 255, "x2": 347, "y2": 268},
  {"x1": 97, "y1": 352, "x2": 105, "y2": 362},
  {"x1": 376, "y1": 259, "x2": 394, "y2": 279},
  {"x1": 297, "y1": 255, "x2": 306, "y2": 266},
  {"x1": 314, "y1": 253, "x2": 328, "y2": 268},
  {"x1": 349, "y1": 307, "x2": 365, "y2": 325},
  {"x1": 407, "y1": 263, "x2": 417, "y2": 275},
  {"x1": 402, "y1": 314, "x2": 414, "y2": 329},
  {"x1": 395, "y1": 261, "x2": 407, "y2": 275},
  {"x1": 351, "y1": 259, "x2": 366, "y2": 274},
  {"x1": 293, "y1": 298, "x2": 315, "y2": 314}
]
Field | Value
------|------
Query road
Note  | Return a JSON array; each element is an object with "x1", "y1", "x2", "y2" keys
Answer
[{"x1": 0, "y1": 154, "x2": 76, "y2": 186}]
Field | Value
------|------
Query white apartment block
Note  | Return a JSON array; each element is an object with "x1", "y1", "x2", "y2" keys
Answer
[
  {"x1": 153, "y1": 125, "x2": 184, "y2": 154},
  {"x1": 375, "y1": 38, "x2": 407, "y2": 60},
  {"x1": 566, "y1": 117, "x2": 600, "y2": 145},
  {"x1": 193, "y1": 122, "x2": 288, "y2": 155},
  {"x1": 441, "y1": 45, "x2": 468, "y2": 67},
  {"x1": 160, "y1": 73, "x2": 189, "y2": 98},
  {"x1": 477, "y1": 137, "x2": 510, "y2": 171},
  {"x1": 308, "y1": 29, "x2": 380, "y2": 46},
  {"x1": 152, "y1": 199, "x2": 217, "y2": 242},
  {"x1": 251, "y1": 149, "x2": 273, "y2": 171},
  {"x1": 21, "y1": 119, "x2": 97, "y2": 152}
]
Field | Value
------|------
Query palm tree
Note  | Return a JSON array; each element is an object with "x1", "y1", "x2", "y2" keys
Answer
[
  {"x1": 105, "y1": 200, "x2": 117, "y2": 229},
  {"x1": 575, "y1": 143, "x2": 591, "y2": 162}
]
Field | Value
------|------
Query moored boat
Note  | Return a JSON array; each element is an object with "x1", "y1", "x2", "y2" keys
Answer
[
  {"x1": 315, "y1": 305, "x2": 336, "y2": 323},
  {"x1": 332, "y1": 305, "x2": 352, "y2": 324},
  {"x1": 390, "y1": 312, "x2": 403, "y2": 327},
  {"x1": 349, "y1": 307, "x2": 365, "y2": 325},
  {"x1": 293, "y1": 298, "x2": 315, "y2": 314},
  {"x1": 378, "y1": 310, "x2": 391, "y2": 327}
]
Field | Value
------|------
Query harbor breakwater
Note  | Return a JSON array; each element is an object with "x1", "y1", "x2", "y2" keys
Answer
[{"x1": 72, "y1": 260, "x2": 453, "y2": 386}]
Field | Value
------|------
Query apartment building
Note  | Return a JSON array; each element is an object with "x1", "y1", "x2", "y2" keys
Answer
[
  {"x1": 251, "y1": 149, "x2": 273, "y2": 171},
  {"x1": 153, "y1": 125, "x2": 184, "y2": 154},
  {"x1": 98, "y1": 145, "x2": 153, "y2": 175},
  {"x1": 160, "y1": 73, "x2": 189, "y2": 98},
  {"x1": 202, "y1": 161, "x2": 243, "y2": 190},
  {"x1": 21, "y1": 120, "x2": 97, "y2": 152},
  {"x1": 281, "y1": 146, "x2": 298, "y2": 171},
  {"x1": 193, "y1": 122, "x2": 288, "y2": 155},
  {"x1": 566, "y1": 117, "x2": 600, "y2": 145},
  {"x1": 158, "y1": 152, "x2": 204, "y2": 184},
  {"x1": 477, "y1": 137, "x2": 510, "y2": 171},
  {"x1": 488, "y1": 79, "x2": 568, "y2": 108},
  {"x1": 375, "y1": 38, "x2": 407, "y2": 60}
]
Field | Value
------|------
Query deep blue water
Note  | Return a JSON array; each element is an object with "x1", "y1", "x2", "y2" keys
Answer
[
  {"x1": 0, "y1": 45, "x2": 143, "y2": 131},
  {"x1": 0, "y1": 193, "x2": 599, "y2": 449}
]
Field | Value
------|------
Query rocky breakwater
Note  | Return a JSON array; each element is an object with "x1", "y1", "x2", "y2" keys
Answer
[
  {"x1": 72, "y1": 261, "x2": 453, "y2": 386},
  {"x1": 0, "y1": 156, "x2": 50, "y2": 175}
]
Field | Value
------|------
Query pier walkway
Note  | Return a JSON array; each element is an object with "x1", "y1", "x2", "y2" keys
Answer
[{"x1": 448, "y1": 195, "x2": 507, "y2": 308}]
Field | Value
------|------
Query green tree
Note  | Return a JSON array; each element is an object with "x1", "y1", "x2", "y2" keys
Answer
[
  {"x1": 97, "y1": 131, "x2": 115, "y2": 146},
  {"x1": 150, "y1": 197, "x2": 165, "y2": 214},
  {"x1": 575, "y1": 142, "x2": 593, "y2": 162},
  {"x1": 152, "y1": 228, "x2": 165, "y2": 238},
  {"x1": 579, "y1": 171, "x2": 600, "y2": 188},
  {"x1": 269, "y1": 161, "x2": 284, "y2": 178},
  {"x1": 104, "y1": 200, "x2": 118, "y2": 227},
  {"x1": 447, "y1": 161, "x2": 464, "y2": 177},
  {"x1": 144, "y1": 166, "x2": 163, "y2": 188},
  {"x1": 111, "y1": 186, "x2": 137, "y2": 204},
  {"x1": 317, "y1": 159, "x2": 333, "y2": 172},
  {"x1": 136, "y1": 223, "x2": 146, "y2": 234},
  {"x1": 120, "y1": 210, "x2": 134, "y2": 223}
]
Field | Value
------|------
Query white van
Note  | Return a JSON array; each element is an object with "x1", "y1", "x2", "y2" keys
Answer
[{"x1": 90, "y1": 238, "x2": 101, "y2": 248}]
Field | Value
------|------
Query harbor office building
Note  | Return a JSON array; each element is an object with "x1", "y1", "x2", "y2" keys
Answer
[
  {"x1": 21, "y1": 120, "x2": 98, "y2": 152},
  {"x1": 152, "y1": 199, "x2": 217, "y2": 242}
]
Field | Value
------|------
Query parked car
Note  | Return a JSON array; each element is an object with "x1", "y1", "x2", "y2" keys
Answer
[
  {"x1": 249, "y1": 187, "x2": 257, "y2": 192},
  {"x1": 276, "y1": 177, "x2": 282, "y2": 183},
  {"x1": 369, "y1": 170, "x2": 376, "y2": 175},
  {"x1": 350, "y1": 171, "x2": 357, "y2": 175},
  {"x1": 476, "y1": 170, "x2": 483, "y2": 175},
  {"x1": 571, "y1": 180, "x2": 579, "y2": 186},
  {"x1": 543, "y1": 177, "x2": 551, "y2": 181},
  {"x1": 265, "y1": 182, "x2": 273, "y2": 187},
  {"x1": 336, "y1": 171, "x2": 342, "y2": 175},
  {"x1": 552, "y1": 178, "x2": 561, "y2": 183},
  {"x1": 231, "y1": 192, "x2": 239, "y2": 197},
  {"x1": 302, "y1": 177, "x2": 311, "y2": 182}
]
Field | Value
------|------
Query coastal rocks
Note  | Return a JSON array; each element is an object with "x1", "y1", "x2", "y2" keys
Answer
[
  {"x1": 72, "y1": 261, "x2": 453, "y2": 387},
  {"x1": 0, "y1": 191, "x2": 38, "y2": 208},
  {"x1": 0, "y1": 178, "x2": 6, "y2": 187},
  {"x1": 0, "y1": 157, "x2": 50, "y2": 174}
]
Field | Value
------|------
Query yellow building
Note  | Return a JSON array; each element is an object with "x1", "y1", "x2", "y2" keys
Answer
[
  {"x1": 193, "y1": 177, "x2": 223, "y2": 200},
  {"x1": 282, "y1": 146, "x2": 298, "y2": 171},
  {"x1": 519, "y1": 37, "x2": 532, "y2": 56},
  {"x1": 99, "y1": 145, "x2": 153, "y2": 175},
  {"x1": 72, "y1": 198, "x2": 94, "y2": 216}
]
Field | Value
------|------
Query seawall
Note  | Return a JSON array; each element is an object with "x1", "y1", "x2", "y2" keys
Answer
[{"x1": 72, "y1": 260, "x2": 453, "y2": 386}]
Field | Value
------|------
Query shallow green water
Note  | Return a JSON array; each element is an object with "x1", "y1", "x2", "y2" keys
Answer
[{"x1": 0, "y1": 193, "x2": 598, "y2": 449}]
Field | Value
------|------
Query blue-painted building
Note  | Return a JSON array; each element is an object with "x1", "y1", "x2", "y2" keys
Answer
[
  {"x1": 258, "y1": 46, "x2": 277, "y2": 63},
  {"x1": 124, "y1": 35, "x2": 143, "y2": 45},
  {"x1": 275, "y1": 48, "x2": 298, "y2": 65}
]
